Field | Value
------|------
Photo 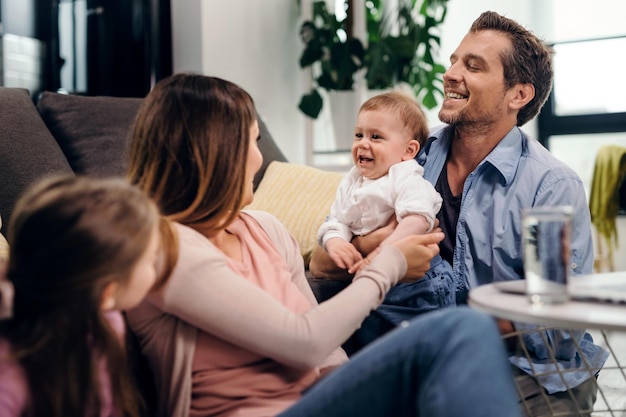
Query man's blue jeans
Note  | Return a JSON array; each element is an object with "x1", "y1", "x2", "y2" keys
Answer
[
  {"x1": 348, "y1": 255, "x2": 455, "y2": 354},
  {"x1": 279, "y1": 307, "x2": 521, "y2": 417}
]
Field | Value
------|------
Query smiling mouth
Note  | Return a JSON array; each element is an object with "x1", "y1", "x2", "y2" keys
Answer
[
  {"x1": 446, "y1": 92, "x2": 468, "y2": 100},
  {"x1": 358, "y1": 156, "x2": 373, "y2": 164}
]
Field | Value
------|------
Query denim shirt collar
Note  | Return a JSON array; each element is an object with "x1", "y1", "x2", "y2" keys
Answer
[
  {"x1": 420, "y1": 124, "x2": 523, "y2": 187},
  {"x1": 482, "y1": 127, "x2": 523, "y2": 187}
]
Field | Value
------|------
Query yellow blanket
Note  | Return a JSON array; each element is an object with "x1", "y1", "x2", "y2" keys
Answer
[{"x1": 589, "y1": 145, "x2": 626, "y2": 260}]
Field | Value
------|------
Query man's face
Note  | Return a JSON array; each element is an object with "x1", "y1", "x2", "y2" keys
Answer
[{"x1": 438, "y1": 30, "x2": 517, "y2": 128}]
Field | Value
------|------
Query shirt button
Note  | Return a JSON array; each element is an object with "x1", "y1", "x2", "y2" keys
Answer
[{"x1": 570, "y1": 262, "x2": 577, "y2": 269}]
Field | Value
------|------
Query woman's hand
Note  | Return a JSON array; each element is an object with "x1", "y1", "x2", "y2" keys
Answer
[{"x1": 392, "y1": 232, "x2": 444, "y2": 281}]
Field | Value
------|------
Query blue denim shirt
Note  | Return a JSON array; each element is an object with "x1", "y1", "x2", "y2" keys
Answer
[{"x1": 418, "y1": 125, "x2": 608, "y2": 394}]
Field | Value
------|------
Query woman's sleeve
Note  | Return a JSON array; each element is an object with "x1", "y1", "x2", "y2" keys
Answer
[
  {"x1": 251, "y1": 212, "x2": 350, "y2": 367},
  {"x1": 247, "y1": 211, "x2": 321, "y2": 307},
  {"x1": 150, "y1": 225, "x2": 405, "y2": 370}
]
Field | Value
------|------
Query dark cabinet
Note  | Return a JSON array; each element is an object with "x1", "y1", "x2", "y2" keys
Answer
[
  {"x1": 78, "y1": 0, "x2": 172, "y2": 97},
  {"x1": 1, "y1": 0, "x2": 172, "y2": 97}
]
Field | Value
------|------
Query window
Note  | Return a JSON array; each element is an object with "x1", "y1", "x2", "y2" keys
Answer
[{"x1": 537, "y1": 37, "x2": 626, "y2": 147}]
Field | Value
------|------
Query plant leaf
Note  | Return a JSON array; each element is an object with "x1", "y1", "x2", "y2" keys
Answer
[
  {"x1": 422, "y1": 91, "x2": 437, "y2": 109},
  {"x1": 298, "y1": 89, "x2": 323, "y2": 119},
  {"x1": 300, "y1": 39, "x2": 324, "y2": 68}
]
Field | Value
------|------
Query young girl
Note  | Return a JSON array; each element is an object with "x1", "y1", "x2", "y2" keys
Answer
[{"x1": 0, "y1": 176, "x2": 169, "y2": 417}]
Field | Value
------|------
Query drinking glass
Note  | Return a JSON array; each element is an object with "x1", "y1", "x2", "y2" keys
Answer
[{"x1": 522, "y1": 206, "x2": 573, "y2": 305}]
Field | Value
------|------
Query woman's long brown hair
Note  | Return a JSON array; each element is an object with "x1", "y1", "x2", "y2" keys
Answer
[{"x1": 127, "y1": 73, "x2": 257, "y2": 236}]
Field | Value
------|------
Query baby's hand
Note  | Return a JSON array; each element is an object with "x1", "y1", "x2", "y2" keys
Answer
[
  {"x1": 326, "y1": 238, "x2": 363, "y2": 270},
  {"x1": 348, "y1": 248, "x2": 381, "y2": 274}
]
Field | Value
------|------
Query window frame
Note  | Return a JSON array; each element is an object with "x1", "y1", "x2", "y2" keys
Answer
[{"x1": 537, "y1": 36, "x2": 626, "y2": 148}]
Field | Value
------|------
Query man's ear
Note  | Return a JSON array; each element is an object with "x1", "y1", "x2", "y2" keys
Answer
[
  {"x1": 100, "y1": 282, "x2": 118, "y2": 311},
  {"x1": 510, "y1": 83, "x2": 535, "y2": 110},
  {"x1": 402, "y1": 139, "x2": 421, "y2": 160}
]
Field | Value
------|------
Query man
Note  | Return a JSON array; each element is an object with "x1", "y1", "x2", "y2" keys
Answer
[{"x1": 310, "y1": 11, "x2": 608, "y2": 416}]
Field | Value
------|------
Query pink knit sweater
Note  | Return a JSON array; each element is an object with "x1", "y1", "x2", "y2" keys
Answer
[
  {"x1": 127, "y1": 210, "x2": 407, "y2": 417},
  {"x1": 0, "y1": 311, "x2": 126, "y2": 417}
]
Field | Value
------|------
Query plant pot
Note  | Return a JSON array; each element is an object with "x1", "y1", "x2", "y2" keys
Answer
[{"x1": 328, "y1": 90, "x2": 361, "y2": 152}]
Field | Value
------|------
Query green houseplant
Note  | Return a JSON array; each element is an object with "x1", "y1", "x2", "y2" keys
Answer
[
  {"x1": 298, "y1": 1, "x2": 365, "y2": 119},
  {"x1": 298, "y1": 0, "x2": 448, "y2": 119},
  {"x1": 364, "y1": 0, "x2": 448, "y2": 109}
]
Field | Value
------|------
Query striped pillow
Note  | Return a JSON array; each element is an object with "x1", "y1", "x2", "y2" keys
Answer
[{"x1": 246, "y1": 161, "x2": 343, "y2": 266}]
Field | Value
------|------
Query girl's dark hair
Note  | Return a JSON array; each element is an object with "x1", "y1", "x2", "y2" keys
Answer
[
  {"x1": 127, "y1": 73, "x2": 257, "y2": 235},
  {"x1": 470, "y1": 11, "x2": 555, "y2": 126},
  {"x1": 1, "y1": 175, "x2": 160, "y2": 417}
]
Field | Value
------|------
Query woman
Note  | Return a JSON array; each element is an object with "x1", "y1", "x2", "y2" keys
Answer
[
  {"x1": 0, "y1": 176, "x2": 169, "y2": 417},
  {"x1": 126, "y1": 73, "x2": 521, "y2": 417}
]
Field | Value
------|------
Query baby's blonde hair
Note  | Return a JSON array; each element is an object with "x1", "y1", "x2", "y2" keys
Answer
[{"x1": 359, "y1": 91, "x2": 429, "y2": 146}]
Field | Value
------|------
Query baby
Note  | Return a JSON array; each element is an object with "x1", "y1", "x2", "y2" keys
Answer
[{"x1": 318, "y1": 91, "x2": 442, "y2": 272}]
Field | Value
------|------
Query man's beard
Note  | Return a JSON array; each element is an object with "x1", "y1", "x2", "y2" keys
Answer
[
  {"x1": 438, "y1": 102, "x2": 501, "y2": 129},
  {"x1": 438, "y1": 107, "x2": 464, "y2": 126},
  {"x1": 438, "y1": 106, "x2": 499, "y2": 137}
]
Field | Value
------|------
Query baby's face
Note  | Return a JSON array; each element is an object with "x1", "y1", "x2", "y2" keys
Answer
[{"x1": 352, "y1": 110, "x2": 415, "y2": 180}]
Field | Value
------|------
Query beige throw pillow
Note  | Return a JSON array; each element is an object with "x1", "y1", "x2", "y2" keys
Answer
[{"x1": 246, "y1": 161, "x2": 343, "y2": 266}]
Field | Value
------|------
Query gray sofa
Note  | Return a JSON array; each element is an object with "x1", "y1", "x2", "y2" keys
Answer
[{"x1": 0, "y1": 87, "x2": 288, "y2": 233}]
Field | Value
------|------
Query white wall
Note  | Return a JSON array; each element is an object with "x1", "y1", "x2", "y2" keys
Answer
[
  {"x1": 171, "y1": 0, "x2": 305, "y2": 163},
  {"x1": 170, "y1": 0, "x2": 542, "y2": 163},
  {"x1": 170, "y1": 0, "x2": 626, "y2": 159}
]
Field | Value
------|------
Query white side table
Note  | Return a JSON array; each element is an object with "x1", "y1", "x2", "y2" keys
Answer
[{"x1": 469, "y1": 283, "x2": 626, "y2": 416}]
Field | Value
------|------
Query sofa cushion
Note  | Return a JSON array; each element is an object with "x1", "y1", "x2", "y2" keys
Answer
[
  {"x1": 245, "y1": 161, "x2": 343, "y2": 266},
  {"x1": 37, "y1": 92, "x2": 143, "y2": 178},
  {"x1": 0, "y1": 88, "x2": 74, "y2": 233},
  {"x1": 36, "y1": 93, "x2": 286, "y2": 191},
  {"x1": 255, "y1": 116, "x2": 288, "y2": 190}
]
